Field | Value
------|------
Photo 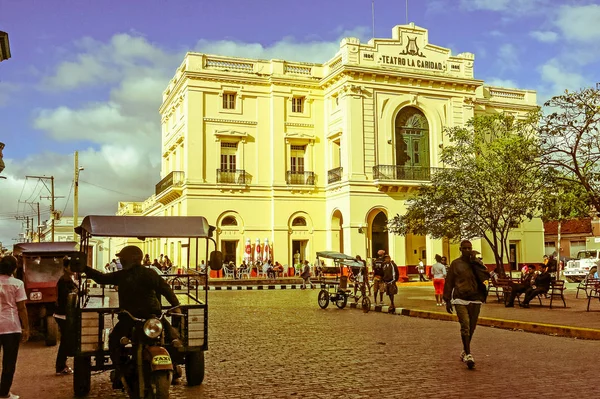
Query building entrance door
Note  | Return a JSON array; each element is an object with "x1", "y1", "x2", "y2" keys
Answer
[
  {"x1": 221, "y1": 240, "x2": 238, "y2": 265},
  {"x1": 371, "y1": 212, "x2": 388, "y2": 259},
  {"x1": 292, "y1": 240, "x2": 307, "y2": 266},
  {"x1": 509, "y1": 242, "x2": 519, "y2": 271}
]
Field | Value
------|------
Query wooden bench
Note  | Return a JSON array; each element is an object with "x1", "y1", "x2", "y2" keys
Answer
[
  {"x1": 535, "y1": 280, "x2": 567, "y2": 309},
  {"x1": 586, "y1": 282, "x2": 600, "y2": 311},
  {"x1": 576, "y1": 278, "x2": 600, "y2": 298},
  {"x1": 488, "y1": 277, "x2": 520, "y2": 304}
]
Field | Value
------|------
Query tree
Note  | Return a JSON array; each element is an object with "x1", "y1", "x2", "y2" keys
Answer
[
  {"x1": 388, "y1": 113, "x2": 544, "y2": 273},
  {"x1": 538, "y1": 88, "x2": 600, "y2": 213}
]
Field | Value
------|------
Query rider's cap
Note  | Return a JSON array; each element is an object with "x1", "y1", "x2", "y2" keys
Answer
[{"x1": 115, "y1": 246, "x2": 143, "y2": 261}]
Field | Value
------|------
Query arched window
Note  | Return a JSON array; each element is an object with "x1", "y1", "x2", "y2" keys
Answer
[
  {"x1": 394, "y1": 107, "x2": 430, "y2": 178},
  {"x1": 221, "y1": 216, "x2": 237, "y2": 226},
  {"x1": 292, "y1": 217, "x2": 307, "y2": 226}
]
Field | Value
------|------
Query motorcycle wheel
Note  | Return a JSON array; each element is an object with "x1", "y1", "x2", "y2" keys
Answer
[
  {"x1": 317, "y1": 290, "x2": 330, "y2": 309},
  {"x1": 149, "y1": 370, "x2": 171, "y2": 399},
  {"x1": 185, "y1": 351, "x2": 205, "y2": 386},
  {"x1": 45, "y1": 315, "x2": 58, "y2": 346},
  {"x1": 73, "y1": 356, "x2": 91, "y2": 397}
]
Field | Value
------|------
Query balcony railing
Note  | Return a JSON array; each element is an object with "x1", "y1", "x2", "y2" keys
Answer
[
  {"x1": 286, "y1": 171, "x2": 315, "y2": 185},
  {"x1": 217, "y1": 169, "x2": 247, "y2": 184},
  {"x1": 372, "y1": 165, "x2": 435, "y2": 181},
  {"x1": 328, "y1": 167, "x2": 343, "y2": 184},
  {"x1": 155, "y1": 171, "x2": 184, "y2": 196}
]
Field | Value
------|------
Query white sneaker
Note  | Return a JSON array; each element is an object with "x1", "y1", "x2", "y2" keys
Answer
[
  {"x1": 463, "y1": 354, "x2": 475, "y2": 369},
  {"x1": 6, "y1": 393, "x2": 20, "y2": 399}
]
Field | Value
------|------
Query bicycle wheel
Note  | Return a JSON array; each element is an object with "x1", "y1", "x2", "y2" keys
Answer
[
  {"x1": 335, "y1": 292, "x2": 348, "y2": 309},
  {"x1": 361, "y1": 296, "x2": 371, "y2": 313},
  {"x1": 318, "y1": 289, "x2": 330, "y2": 309}
]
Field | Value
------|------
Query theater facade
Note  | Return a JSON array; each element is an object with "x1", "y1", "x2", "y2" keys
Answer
[{"x1": 124, "y1": 23, "x2": 543, "y2": 270}]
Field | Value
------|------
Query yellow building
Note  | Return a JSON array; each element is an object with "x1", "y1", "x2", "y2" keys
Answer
[{"x1": 128, "y1": 24, "x2": 542, "y2": 270}]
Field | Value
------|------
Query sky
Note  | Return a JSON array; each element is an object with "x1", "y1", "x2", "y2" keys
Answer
[{"x1": 0, "y1": 0, "x2": 599, "y2": 247}]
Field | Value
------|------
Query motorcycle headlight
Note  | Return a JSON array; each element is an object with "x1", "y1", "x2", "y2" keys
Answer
[{"x1": 143, "y1": 318, "x2": 163, "y2": 339}]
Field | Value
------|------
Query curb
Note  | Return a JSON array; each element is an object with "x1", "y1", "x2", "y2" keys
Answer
[{"x1": 348, "y1": 303, "x2": 600, "y2": 340}]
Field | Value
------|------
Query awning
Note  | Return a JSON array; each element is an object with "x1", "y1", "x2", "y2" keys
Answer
[
  {"x1": 75, "y1": 215, "x2": 213, "y2": 239},
  {"x1": 13, "y1": 242, "x2": 78, "y2": 255}
]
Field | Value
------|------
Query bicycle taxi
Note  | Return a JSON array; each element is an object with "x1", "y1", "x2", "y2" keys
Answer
[
  {"x1": 69, "y1": 215, "x2": 222, "y2": 397},
  {"x1": 315, "y1": 251, "x2": 370, "y2": 312}
]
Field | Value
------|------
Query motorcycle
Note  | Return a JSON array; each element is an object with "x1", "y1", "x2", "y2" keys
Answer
[{"x1": 110, "y1": 306, "x2": 182, "y2": 399}]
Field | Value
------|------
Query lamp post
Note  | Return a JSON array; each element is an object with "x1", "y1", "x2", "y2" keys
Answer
[
  {"x1": 0, "y1": 31, "x2": 10, "y2": 62},
  {"x1": 73, "y1": 151, "x2": 84, "y2": 240}
]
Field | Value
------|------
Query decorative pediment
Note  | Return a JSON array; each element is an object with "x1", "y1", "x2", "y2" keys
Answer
[
  {"x1": 284, "y1": 132, "x2": 315, "y2": 140},
  {"x1": 214, "y1": 129, "x2": 249, "y2": 142}
]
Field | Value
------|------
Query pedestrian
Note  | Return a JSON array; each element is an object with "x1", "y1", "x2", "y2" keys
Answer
[
  {"x1": 54, "y1": 256, "x2": 78, "y2": 375},
  {"x1": 164, "y1": 255, "x2": 173, "y2": 271},
  {"x1": 417, "y1": 258, "x2": 427, "y2": 282},
  {"x1": 104, "y1": 263, "x2": 111, "y2": 273},
  {"x1": 431, "y1": 254, "x2": 447, "y2": 306},
  {"x1": 353, "y1": 255, "x2": 370, "y2": 296},
  {"x1": 143, "y1": 254, "x2": 151, "y2": 266},
  {"x1": 115, "y1": 257, "x2": 123, "y2": 271},
  {"x1": 382, "y1": 255, "x2": 399, "y2": 312},
  {"x1": 300, "y1": 260, "x2": 314, "y2": 289},
  {"x1": 372, "y1": 250, "x2": 385, "y2": 306},
  {"x1": 443, "y1": 240, "x2": 490, "y2": 369},
  {"x1": 0, "y1": 255, "x2": 29, "y2": 399},
  {"x1": 109, "y1": 258, "x2": 118, "y2": 272}
]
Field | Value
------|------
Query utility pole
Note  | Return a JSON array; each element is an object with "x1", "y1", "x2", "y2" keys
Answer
[
  {"x1": 73, "y1": 151, "x2": 84, "y2": 240},
  {"x1": 27, "y1": 175, "x2": 63, "y2": 242}
]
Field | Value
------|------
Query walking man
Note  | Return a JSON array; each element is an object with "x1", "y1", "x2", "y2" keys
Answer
[
  {"x1": 443, "y1": 240, "x2": 490, "y2": 369},
  {"x1": 382, "y1": 255, "x2": 399, "y2": 312},
  {"x1": 372, "y1": 250, "x2": 385, "y2": 306},
  {"x1": 417, "y1": 258, "x2": 427, "y2": 281}
]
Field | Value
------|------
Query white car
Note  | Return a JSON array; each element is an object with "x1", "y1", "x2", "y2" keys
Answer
[{"x1": 564, "y1": 250, "x2": 600, "y2": 282}]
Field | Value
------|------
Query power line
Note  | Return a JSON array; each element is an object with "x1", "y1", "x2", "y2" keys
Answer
[
  {"x1": 79, "y1": 179, "x2": 147, "y2": 200},
  {"x1": 62, "y1": 180, "x2": 74, "y2": 215}
]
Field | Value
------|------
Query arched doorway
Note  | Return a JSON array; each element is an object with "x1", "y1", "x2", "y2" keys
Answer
[
  {"x1": 371, "y1": 211, "x2": 388, "y2": 258},
  {"x1": 395, "y1": 107, "x2": 430, "y2": 179},
  {"x1": 331, "y1": 210, "x2": 343, "y2": 253}
]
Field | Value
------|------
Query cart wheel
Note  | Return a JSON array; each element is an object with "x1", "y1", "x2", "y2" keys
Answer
[
  {"x1": 318, "y1": 290, "x2": 330, "y2": 309},
  {"x1": 73, "y1": 356, "x2": 91, "y2": 397},
  {"x1": 185, "y1": 351, "x2": 205, "y2": 386},
  {"x1": 45, "y1": 315, "x2": 58, "y2": 346},
  {"x1": 361, "y1": 296, "x2": 371, "y2": 313},
  {"x1": 335, "y1": 293, "x2": 348, "y2": 309}
]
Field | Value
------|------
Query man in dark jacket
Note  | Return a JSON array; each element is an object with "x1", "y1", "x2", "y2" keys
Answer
[
  {"x1": 382, "y1": 255, "x2": 399, "y2": 312},
  {"x1": 520, "y1": 264, "x2": 552, "y2": 308},
  {"x1": 83, "y1": 246, "x2": 181, "y2": 384},
  {"x1": 505, "y1": 265, "x2": 536, "y2": 307},
  {"x1": 443, "y1": 240, "x2": 489, "y2": 369},
  {"x1": 372, "y1": 250, "x2": 386, "y2": 306}
]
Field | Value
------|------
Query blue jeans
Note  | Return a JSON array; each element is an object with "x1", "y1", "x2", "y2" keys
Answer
[{"x1": 0, "y1": 333, "x2": 21, "y2": 397}]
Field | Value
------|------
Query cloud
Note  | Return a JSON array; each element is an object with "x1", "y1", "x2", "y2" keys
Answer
[
  {"x1": 0, "y1": 81, "x2": 19, "y2": 106},
  {"x1": 460, "y1": 0, "x2": 549, "y2": 13},
  {"x1": 484, "y1": 78, "x2": 518, "y2": 88},
  {"x1": 555, "y1": 4, "x2": 600, "y2": 42},
  {"x1": 530, "y1": 30, "x2": 558, "y2": 43},
  {"x1": 497, "y1": 43, "x2": 519, "y2": 71},
  {"x1": 538, "y1": 58, "x2": 588, "y2": 99}
]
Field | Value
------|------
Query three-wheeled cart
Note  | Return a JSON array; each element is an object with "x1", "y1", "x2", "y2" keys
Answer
[
  {"x1": 315, "y1": 251, "x2": 357, "y2": 310},
  {"x1": 13, "y1": 241, "x2": 79, "y2": 346},
  {"x1": 70, "y1": 215, "x2": 222, "y2": 397}
]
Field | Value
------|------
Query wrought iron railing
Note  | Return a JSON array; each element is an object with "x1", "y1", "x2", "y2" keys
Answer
[
  {"x1": 372, "y1": 165, "x2": 435, "y2": 181},
  {"x1": 155, "y1": 171, "x2": 184, "y2": 195},
  {"x1": 286, "y1": 171, "x2": 315, "y2": 185},
  {"x1": 216, "y1": 169, "x2": 247, "y2": 184},
  {"x1": 328, "y1": 167, "x2": 343, "y2": 184}
]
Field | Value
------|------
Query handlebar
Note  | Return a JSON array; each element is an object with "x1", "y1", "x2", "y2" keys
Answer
[{"x1": 117, "y1": 305, "x2": 183, "y2": 321}]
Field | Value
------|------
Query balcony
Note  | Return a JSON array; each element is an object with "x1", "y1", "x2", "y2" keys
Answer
[
  {"x1": 372, "y1": 165, "x2": 437, "y2": 192},
  {"x1": 328, "y1": 167, "x2": 342, "y2": 184},
  {"x1": 216, "y1": 169, "x2": 248, "y2": 185},
  {"x1": 286, "y1": 171, "x2": 315, "y2": 185},
  {"x1": 155, "y1": 171, "x2": 184, "y2": 204}
]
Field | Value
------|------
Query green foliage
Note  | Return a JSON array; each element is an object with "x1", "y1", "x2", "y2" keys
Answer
[{"x1": 388, "y1": 113, "x2": 545, "y2": 271}]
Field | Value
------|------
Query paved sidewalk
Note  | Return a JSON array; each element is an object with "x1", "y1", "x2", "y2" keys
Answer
[{"x1": 355, "y1": 282, "x2": 600, "y2": 339}]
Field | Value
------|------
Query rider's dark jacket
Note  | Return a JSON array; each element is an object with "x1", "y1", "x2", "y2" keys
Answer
[{"x1": 85, "y1": 266, "x2": 180, "y2": 318}]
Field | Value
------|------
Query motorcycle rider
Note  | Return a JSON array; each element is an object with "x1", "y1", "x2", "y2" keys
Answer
[{"x1": 82, "y1": 246, "x2": 181, "y2": 386}]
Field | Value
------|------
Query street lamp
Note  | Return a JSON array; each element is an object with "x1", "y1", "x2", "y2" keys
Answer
[{"x1": 0, "y1": 142, "x2": 5, "y2": 179}]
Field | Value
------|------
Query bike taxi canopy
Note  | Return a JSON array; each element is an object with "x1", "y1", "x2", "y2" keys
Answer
[
  {"x1": 315, "y1": 251, "x2": 355, "y2": 261},
  {"x1": 75, "y1": 215, "x2": 213, "y2": 239},
  {"x1": 13, "y1": 241, "x2": 79, "y2": 255}
]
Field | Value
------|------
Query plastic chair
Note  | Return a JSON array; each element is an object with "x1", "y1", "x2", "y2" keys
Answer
[
  {"x1": 281, "y1": 265, "x2": 289, "y2": 277},
  {"x1": 239, "y1": 267, "x2": 251, "y2": 279},
  {"x1": 223, "y1": 266, "x2": 235, "y2": 279}
]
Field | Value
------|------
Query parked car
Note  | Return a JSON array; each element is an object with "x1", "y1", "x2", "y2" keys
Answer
[{"x1": 564, "y1": 250, "x2": 600, "y2": 282}]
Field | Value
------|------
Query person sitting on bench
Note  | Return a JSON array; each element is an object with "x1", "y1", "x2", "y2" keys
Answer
[
  {"x1": 520, "y1": 264, "x2": 551, "y2": 308},
  {"x1": 505, "y1": 265, "x2": 536, "y2": 307}
]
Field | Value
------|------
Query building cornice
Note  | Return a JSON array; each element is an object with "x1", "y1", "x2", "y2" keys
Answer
[{"x1": 204, "y1": 118, "x2": 257, "y2": 126}]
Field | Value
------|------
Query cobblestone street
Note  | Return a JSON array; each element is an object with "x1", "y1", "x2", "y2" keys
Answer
[{"x1": 11, "y1": 289, "x2": 600, "y2": 399}]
